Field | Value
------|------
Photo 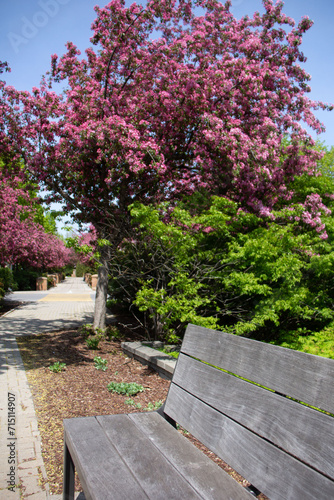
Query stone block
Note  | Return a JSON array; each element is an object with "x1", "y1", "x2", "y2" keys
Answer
[
  {"x1": 91, "y1": 274, "x2": 98, "y2": 290},
  {"x1": 36, "y1": 278, "x2": 47, "y2": 291}
]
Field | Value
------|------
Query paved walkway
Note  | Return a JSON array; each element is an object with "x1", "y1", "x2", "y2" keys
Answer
[{"x1": 0, "y1": 277, "x2": 109, "y2": 499}]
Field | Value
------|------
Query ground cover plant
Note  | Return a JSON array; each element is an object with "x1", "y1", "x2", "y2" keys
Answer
[
  {"x1": 94, "y1": 355, "x2": 108, "y2": 371},
  {"x1": 49, "y1": 361, "x2": 66, "y2": 373},
  {"x1": 107, "y1": 381, "x2": 144, "y2": 396}
]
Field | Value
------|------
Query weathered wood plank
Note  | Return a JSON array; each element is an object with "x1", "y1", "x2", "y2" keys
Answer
[
  {"x1": 169, "y1": 353, "x2": 334, "y2": 479},
  {"x1": 63, "y1": 417, "x2": 149, "y2": 500},
  {"x1": 164, "y1": 384, "x2": 334, "y2": 500},
  {"x1": 96, "y1": 414, "x2": 203, "y2": 500},
  {"x1": 129, "y1": 411, "x2": 255, "y2": 500},
  {"x1": 181, "y1": 324, "x2": 334, "y2": 414}
]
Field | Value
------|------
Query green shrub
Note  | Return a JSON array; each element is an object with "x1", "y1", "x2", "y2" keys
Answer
[
  {"x1": 0, "y1": 267, "x2": 17, "y2": 292},
  {"x1": 80, "y1": 323, "x2": 95, "y2": 338},
  {"x1": 76, "y1": 262, "x2": 94, "y2": 278},
  {"x1": 272, "y1": 327, "x2": 334, "y2": 359},
  {"x1": 12, "y1": 267, "x2": 40, "y2": 291}
]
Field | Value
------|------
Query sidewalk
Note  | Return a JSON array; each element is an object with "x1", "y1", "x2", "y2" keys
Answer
[{"x1": 0, "y1": 277, "x2": 108, "y2": 499}]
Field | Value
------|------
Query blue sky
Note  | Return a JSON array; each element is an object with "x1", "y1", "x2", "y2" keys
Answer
[
  {"x1": 1, "y1": 0, "x2": 333, "y2": 230},
  {"x1": 1, "y1": 0, "x2": 333, "y2": 144}
]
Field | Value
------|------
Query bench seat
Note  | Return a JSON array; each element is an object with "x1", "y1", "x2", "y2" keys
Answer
[
  {"x1": 63, "y1": 412, "x2": 254, "y2": 500},
  {"x1": 63, "y1": 324, "x2": 334, "y2": 500}
]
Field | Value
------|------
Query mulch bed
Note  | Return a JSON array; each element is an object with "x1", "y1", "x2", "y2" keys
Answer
[{"x1": 15, "y1": 319, "x2": 267, "y2": 498}]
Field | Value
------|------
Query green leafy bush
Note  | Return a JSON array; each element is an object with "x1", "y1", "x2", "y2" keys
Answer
[
  {"x1": 0, "y1": 267, "x2": 17, "y2": 292},
  {"x1": 12, "y1": 267, "x2": 40, "y2": 291},
  {"x1": 126, "y1": 190, "x2": 334, "y2": 348},
  {"x1": 107, "y1": 381, "x2": 144, "y2": 396},
  {"x1": 272, "y1": 326, "x2": 334, "y2": 359},
  {"x1": 107, "y1": 144, "x2": 334, "y2": 355},
  {"x1": 76, "y1": 261, "x2": 94, "y2": 278}
]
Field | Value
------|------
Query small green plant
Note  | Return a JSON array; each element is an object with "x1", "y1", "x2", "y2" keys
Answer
[
  {"x1": 94, "y1": 356, "x2": 108, "y2": 371},
  {"x1": 123, "y1": 399, "x2": 163, "y2": 411},
  {"x1": 49, "y1": 361, "x2": 66, "y2": 373},
  {"x1": 145, "y1": 400, "x2": 163, "y2": 411},
  {"x1": 157, "y1": 347, "x2": 179, "y2": 359},
  {"x1": 94, "y1": 327, "x2": 106, "y2": 336},
  {"x1": 125, "y1": 398, "x2": 142, "y2": 408},
  {"x1": 80, "y1": 323, "x2": 94, "y2": 338},
  {"x1": 86, "y1": 334, "x2": 103, "y2": 350},
  {"x1": 107, "y1": 381, "x2": 144, "y2": 396},
  {"x1": 105, "y1": 325, "x2": 122, "y2": 341}
]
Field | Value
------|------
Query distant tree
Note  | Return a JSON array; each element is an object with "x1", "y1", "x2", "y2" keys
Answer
[
  {"x1": 0, "y1": 0, "x2": 332, "y2": 327},
  {"x1": 0, "y1": 63, "x2": 72, "y2": 271},
  {"x1": 0, "y1": 170, "x2": 72, "y2": 269}
]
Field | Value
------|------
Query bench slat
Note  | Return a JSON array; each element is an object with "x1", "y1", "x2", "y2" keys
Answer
[
  {"x1": 96, "y1": 413, "x2": 203, "y2": 500},
  {"x1": 181, "y1": 324, "x2": 334, "y2": 414},
  {"x1": 128, "y1": 412, "x2": 255, "y2": 500},
  {"x1": 164, "y1": 383, "x2": 334, "y2": 500},
  {"x1": 170, "y1": 353, "x2": 334, "y2": 479},
  {"x1": 65, "y1": 412, "x2": 255, "y2": 500},
  {"x1": 63, "y1": 417, "x2": 149, "y2": 500}
]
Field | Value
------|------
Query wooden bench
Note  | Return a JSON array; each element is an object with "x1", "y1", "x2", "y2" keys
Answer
[{"x1": 63, "y1": 324, "x2": 334, "y2": 499}]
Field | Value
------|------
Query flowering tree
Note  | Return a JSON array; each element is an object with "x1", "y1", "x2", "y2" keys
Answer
[
  {"x1": 0, "y1": 64, "x2": 72, "y2": 273},
  {"x1": 0, "y1": 0, "x2": 332, "y2": 327},
  {"x1": 0, "y1": 171, "x2": 72, "y2": 269},
  {"x1": 64, "y1": 225, "x2": 99, "y2": 271}
]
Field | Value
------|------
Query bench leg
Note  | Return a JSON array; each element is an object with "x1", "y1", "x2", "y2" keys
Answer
[{"x1": 63, "y1": 440, "x2": 75, "y2": 500}]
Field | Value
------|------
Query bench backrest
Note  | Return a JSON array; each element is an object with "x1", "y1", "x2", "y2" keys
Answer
[{"x1": 163, "y1": 324, "x2": 334, "y2": 500}]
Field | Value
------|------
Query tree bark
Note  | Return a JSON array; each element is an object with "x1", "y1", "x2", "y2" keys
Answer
[{"x1": 93, "y1": 244, "x2": 110, "y2": 330}]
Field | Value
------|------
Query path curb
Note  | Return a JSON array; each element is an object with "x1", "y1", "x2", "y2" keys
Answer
[{"x1": 122, "y1": 341, "x2": 176, "y2": 380}]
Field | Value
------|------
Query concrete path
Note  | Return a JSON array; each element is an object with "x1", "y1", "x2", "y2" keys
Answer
[{"x1": 0, "y1": 277, "x2": 109, "y2": 499}]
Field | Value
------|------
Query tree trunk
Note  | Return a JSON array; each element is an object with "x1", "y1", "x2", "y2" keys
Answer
[{"x1": 93, "y1": 245, "x2": 110, "y2": 330}]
